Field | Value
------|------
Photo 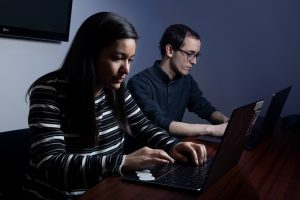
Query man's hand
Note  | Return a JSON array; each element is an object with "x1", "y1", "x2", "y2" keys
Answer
[{"x1": 207, "y1": 122, "x2": 228, "y2": 137}]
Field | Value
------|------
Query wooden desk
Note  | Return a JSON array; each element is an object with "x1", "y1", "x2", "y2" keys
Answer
[{"x1": 79, "y1": 128, "x2": 300, "y2": 200}]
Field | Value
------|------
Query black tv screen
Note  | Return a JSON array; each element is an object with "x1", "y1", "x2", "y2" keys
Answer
[{"x1": 0, "y1": 0, "x2": 73, "y2": 42}]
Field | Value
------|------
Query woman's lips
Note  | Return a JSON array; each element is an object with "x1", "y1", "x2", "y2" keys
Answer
[{"x1": 112, "y1": 76, "x2": 125, "y2": 83}]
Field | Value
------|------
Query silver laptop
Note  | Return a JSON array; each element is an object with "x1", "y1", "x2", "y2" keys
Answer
[{"x1": 122, "y1": 100, "x2": 264, "y2": 193}]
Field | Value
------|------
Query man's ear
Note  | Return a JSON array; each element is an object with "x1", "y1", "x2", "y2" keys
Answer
[{"x1": 165, "y1": 44, "x2": 174, "y2": 58}]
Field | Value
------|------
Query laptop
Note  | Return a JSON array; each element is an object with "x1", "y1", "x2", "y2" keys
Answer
[
  {"x1": 122, "y1": 100, "x2": 264, "y2": 193},
  {"x1": 244, "y1": 86, "x2": 292, "y2": 150}
]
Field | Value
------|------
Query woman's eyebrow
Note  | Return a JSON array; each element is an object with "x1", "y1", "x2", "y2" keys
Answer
[{"x1": 113, "y1": 51, "x2": 135, "y2": 58}]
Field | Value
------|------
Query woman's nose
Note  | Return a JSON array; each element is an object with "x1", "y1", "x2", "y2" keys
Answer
[{"x1": 120, "y1": 62, "x2": 130, "y2": 74}]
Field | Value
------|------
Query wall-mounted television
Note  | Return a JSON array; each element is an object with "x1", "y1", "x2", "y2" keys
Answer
[{"x1": 0, "y1": 0, "x2": 73, "y2": 42}]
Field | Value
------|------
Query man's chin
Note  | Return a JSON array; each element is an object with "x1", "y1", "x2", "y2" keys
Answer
[{"x1": 180, "y1": 70, "x2": 189, "y2": 76}]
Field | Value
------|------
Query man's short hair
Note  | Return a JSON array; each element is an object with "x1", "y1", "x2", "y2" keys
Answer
[{"x1": 159, "y1": 24, "x2": 200, "y2": 57}]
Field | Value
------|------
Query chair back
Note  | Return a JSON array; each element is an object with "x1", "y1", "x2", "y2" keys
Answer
[{"x1": 0, "y1": 128, "x2": 30, "y2": 199}]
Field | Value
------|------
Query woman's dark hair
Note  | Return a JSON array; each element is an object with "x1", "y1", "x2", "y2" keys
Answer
[
  {"x1": 159, "y1": 24, "x2": 200, "y2": 57},
  {"x1": 27, "y1": 12, "x2": 138, "y2": 147}
]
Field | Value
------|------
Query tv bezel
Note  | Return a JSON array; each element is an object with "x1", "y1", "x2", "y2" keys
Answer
[{"x1": 0, "y1": 0, "x2": 73, "y2": 42}]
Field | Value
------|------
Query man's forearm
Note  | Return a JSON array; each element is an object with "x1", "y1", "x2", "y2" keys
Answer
[{"x1": 169, "y1": 121, "x2": 213, "y2": 137}]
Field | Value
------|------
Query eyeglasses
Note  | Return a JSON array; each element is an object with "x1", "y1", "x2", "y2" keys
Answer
[{"x1": 177, "y1": 49, "x2": 200, "y2": 62}]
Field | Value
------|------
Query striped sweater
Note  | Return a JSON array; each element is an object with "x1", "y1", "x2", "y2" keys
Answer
[{"x1": 23, "y1": 74, "x2": 179, "y2": 200}]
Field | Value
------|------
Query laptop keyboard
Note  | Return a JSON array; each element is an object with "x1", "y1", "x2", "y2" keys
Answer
[{"x1": 153, "y1": 157, "x2": 214, "y2": 188}]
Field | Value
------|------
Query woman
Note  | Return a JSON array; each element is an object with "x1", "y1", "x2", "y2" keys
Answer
[{"x1": 24, "y1": 12, "x2": 207, "y2": 200}]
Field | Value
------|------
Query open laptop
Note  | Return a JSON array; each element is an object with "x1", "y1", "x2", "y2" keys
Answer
[
  {"x1": 122, "y1": 100, "x2": 264, "y2": 193},
  {"x1": 244, "y1": 86, "x2": 292, "y2": 150}
]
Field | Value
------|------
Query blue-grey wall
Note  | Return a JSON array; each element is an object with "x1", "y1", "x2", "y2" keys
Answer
[{"x1": 0, "y1": 0, "x2": 299, "y2": 132}]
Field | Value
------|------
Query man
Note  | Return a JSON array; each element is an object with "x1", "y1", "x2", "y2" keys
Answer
[{"x1": 127, "y1": 24, "x2": 228, "y2": 138}]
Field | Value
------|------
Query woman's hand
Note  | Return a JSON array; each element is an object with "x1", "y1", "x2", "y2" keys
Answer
[
  {"x1": 122, "y1": 146, "x2": 175, "y2": 173},
  {"x1": 170, "y1": 142, "x2": 207, "y2": 165},
  {"x1": 122, "y1": 141, "x2": 207, "y2": 173}
]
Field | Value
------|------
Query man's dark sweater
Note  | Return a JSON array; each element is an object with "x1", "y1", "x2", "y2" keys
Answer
[{"x1": 127, "y1": 60, "x2": 216, "y2": 131}]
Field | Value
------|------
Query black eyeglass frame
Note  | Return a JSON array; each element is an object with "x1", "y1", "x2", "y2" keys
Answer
[{"x1": 177, "y1": 48, "x2": 200, "y2": 62}]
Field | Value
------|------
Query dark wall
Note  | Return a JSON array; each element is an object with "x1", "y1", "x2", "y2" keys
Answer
[{"x1": 126, "y1": 0, "x2": 300, "y2": 123}]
